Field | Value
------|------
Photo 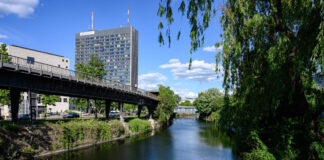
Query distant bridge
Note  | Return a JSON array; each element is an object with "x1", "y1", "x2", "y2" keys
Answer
[{"x1": 0, "y1": 55, "x2": 159, "y2": 122}]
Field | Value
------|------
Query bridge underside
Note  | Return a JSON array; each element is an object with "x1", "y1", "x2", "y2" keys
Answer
[
  {"x1": 0, "y1": 69, "x2": 158, "y2": 106},
  {"x1": 0, "y1": 68, "x2": 158, "y2": 123}
]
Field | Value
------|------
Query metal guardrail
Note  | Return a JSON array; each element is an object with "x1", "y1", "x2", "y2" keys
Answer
[{"x1": 0, "y1": 54, "x2": 158, "y2": 100}]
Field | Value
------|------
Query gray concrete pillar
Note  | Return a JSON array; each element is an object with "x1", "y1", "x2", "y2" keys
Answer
[
  {"x1": 137, "y1": 105, "x2": 143, "y2": 118},
  {"x1": 28, "y1": 91, "x2": 37, "y2": 123},
  {"x1": 10, "y1": 89, "x2": 20, "y2": 123},
  {"x1": 105, "y1": 100, "x2": 112, "y2": 119},
  {"x1": 119, "y1": 102, "x2": 124, "y2": 122}
]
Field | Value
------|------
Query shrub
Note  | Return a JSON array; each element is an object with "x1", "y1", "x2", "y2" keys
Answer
[
  {"x1": 55, "y1": 119, "x2": 114, "y2": 149},
  {"x1": 310, "y1": 141, "x2": 324, "y2": 160},
  {"x1": 129, "y1": 118, "x2": 152, "y2": 133},
  {"x1": 208, "y1": 111, "x2": 220, "y2": 122},
  {"x1": 243, "y1": 131, "x2": 276, "y2": 160},
  {"x1": 243, "y1": 149, "x2": 276, "y2": 160},
  {"x1": 108, "y1": 120, "x2": 125, "y2": 137}
]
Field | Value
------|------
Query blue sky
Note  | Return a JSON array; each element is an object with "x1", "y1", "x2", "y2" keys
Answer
[{"x1": 0, "y1": 0, "x2": 224, "y2": 99}]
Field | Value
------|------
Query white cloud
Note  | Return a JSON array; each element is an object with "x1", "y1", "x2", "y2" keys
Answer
[
  {"x1": 138, "y1": 72, "x2": 167, "y2": 90},
  {"x1": 173, "y1": 88, "x2": 198, "y2": 99},
  {"x1": 0, "y1": 0, "x2": 39, "y2": 18},
  {"x1": 160, "y1": 59, "x2": 222, "y2": 82},
  {"x1": 0, "y1": 34, "x2": 8, "y2": 39},
  {"x1": 203, "y1": 45, "x2": 223, "y2": 52}
]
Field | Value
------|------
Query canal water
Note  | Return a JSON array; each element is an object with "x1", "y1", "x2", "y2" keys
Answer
[{"x1": 46, "y1": 117, "x2": 236, "y2": 160}]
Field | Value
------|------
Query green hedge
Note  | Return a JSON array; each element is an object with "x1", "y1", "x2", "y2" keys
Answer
[{"x1": 129, "y1": 118, "x2": 152, "y2": 133}]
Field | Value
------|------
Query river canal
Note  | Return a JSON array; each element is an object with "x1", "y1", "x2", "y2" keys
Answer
[{"x1": 46, "y1": 116, "x2": 236, "y2": 160}]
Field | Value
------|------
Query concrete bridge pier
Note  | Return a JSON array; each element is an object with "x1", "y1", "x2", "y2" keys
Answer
[
  {"x1": 10, "y1": 88, "x2": 20, "y2": 123},
  {"x1": 137, "y1": 105, "x2": 143, "y2": 118},
  {"x1": 119, "y1": 102, "x2": 124, "y2": 122},
  {"x1": 28, "y1": 91, "x2": 37, "y2": 123},
  {"x1": 105, "y1": 100, "x2": 112, "y2": 119}
]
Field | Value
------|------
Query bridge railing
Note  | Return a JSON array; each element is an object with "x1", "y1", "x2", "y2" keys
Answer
[{"x1": 0, "y1": 54, "x2": 158, "y2": 100}]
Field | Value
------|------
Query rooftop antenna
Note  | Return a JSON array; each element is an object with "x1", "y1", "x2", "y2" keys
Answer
[
  {"x1": 92, "y1": 11, "x2": 94, "y2": 31},
  {"x1": 128, "y1": 6, "x2": 130, "y2": 26}
]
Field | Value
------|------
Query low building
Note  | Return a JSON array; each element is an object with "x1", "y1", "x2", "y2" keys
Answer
[{"x1": 0, "y1": 45, "x2": 70, "y2": 118}]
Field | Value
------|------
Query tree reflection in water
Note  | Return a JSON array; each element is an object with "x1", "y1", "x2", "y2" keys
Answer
[{"x1": 198, "y1": 121, "x2": 236, "y2": 153}]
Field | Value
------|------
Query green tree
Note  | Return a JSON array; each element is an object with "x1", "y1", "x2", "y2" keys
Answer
[
  {"x1": 0, "y1": 43, "x2": 11, "y2": 63},
  {"x1": 74, "y1": 54, "x2": 107, "y2": 118},
  {"x1": 124, "y1": 104, "x2": 137, "y2": 115},
  {"x1": 179, "y1": 100, "x2": 193, "y2": 106},
  {"x1": 40, "y1": 94, "x2": 59, "y2": 118},
  {"x1": 75, "y1": 54, "x2": 107, "y2": 82},
  {"x1": 0, "y1": 43, "x2": 11, "y2": 118},
  {"x1": 174, "y1": 94, "x2": 181, "y2": 105},
  {"x1": 193, "y1": 88, "x2": 223, "y2": 118},
  {"x1": 158, "y1": 0, "x2": 323, "y2": 159},
  {"x1": 70, "y1": 97, "x2": 88, "y2": 111},
  {"x1": 0, "y1": 89, "x2": 10, "y2": 119},
  {"x1": 156, "y1": 85, "x2": 177, "y2": 127}
]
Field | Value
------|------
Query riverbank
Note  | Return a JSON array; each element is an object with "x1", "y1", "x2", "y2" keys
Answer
[
  {"x1": 0, "y1": 118, "x2": 159, "y2": 159},
  {"x1": 46, "y1": 118, "x2": 236, "y2": 160}
]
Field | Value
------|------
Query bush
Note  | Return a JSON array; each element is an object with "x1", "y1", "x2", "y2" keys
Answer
[
  {"x1": 242, "y1": 131, "x2": 276, "y2": 160},
  {"x1": 53, "y1": 119, "x2": 114, "y2": 149},
  {"x1": 208, "y1": 111, "x2": 220, "y2": 122},
  {"x1": 129, "y1": 118, "x2": 152, "y2": 133},
  {"x1": 108, "y1": 120, "x2": 125, "y2": 137},
  {"x1": 243, "y1": 149, "x2": 276, "y2": 160},
  {"x1": 310, "y1": 141, "x2": 324, "y2": 160}
]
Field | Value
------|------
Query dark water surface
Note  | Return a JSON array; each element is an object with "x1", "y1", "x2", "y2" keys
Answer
[{"x1": 46, "y1": 117, "x2": 236, "y2": 160}]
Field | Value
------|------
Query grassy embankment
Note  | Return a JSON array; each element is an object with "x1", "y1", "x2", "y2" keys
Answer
[{"x1": 0, "y1": 118, "x2": 153, "y2": 159}]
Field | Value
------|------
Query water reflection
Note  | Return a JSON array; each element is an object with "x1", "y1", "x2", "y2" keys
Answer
[
  {"x1": 44, "y1": 118, "x2": 235, "y2": 160},
  {"x1": 199, "y1": 121, "x2": 236, "y2": 152}
]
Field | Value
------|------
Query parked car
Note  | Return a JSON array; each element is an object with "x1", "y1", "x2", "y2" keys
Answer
[
  {"x1": 109, "y1": 111, "x2": 119, "y2": 117},
  {"x1": 18, "y1": 114, "x2": 30, "y2": 120},
  {"x1": 63, "y1": 112, "x2": 80, "y2": 118}
]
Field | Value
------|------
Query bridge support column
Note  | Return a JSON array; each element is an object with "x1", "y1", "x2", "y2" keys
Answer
[
  {"x1": 10, "y1": 88, "x2": 20, "y2": 123},
  {"x1": 137, "y1": 105, "x2": 143, "y2": 118},
  {"x1": 105, "y1": 100, "x2": 111, "y2": 119},
  {"x1": 119, "y1": 102, "x2": 124, "y2": 122},
  {"x1": 28, "y1": 91, "x2": 37, "y2": 123},
  {"x1": 148, "y1": 106, "x2": 154, "y2": 120}
]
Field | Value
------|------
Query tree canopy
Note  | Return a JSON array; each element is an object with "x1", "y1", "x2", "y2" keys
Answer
[
  {"x1": 193, "y1": 88, "x2": 223, "y2": 118},
  {"x1": 0, "y1": 43, "x2": 11, "y2": 63},
  {"x1": 75, "y1": 54, "x2": 107, "y2": 81},
  {"x1": 73, "y1": 54, "x2": 107, "y2": 117},
  {"x1": 40, "y1": 94, "x2": 59, "y2": 115},
  {"x1": 158, "y1": 0, "x2": 323, "y2": 159},
  {"x1": 156, "y1": 85, "x2": 177, "y2": 126},
  {"x1": 179, "y1": 100, "x2": 193, "y2": 106}
]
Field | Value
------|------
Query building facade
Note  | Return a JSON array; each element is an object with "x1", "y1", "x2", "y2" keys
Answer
[
  {"x1": 75, "y1": 26, "x2": 138, "y2": 87},
  {"x1": 0, "y1": 45, "x2": 70, "y2": 118}
]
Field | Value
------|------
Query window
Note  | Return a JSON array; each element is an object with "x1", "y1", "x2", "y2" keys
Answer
[
  {"x1": 58, "y1": 98, "x2": 62, "y2": 102},
  {"x1": 58, "y1": 65, "x2": 61, "y2": 68},
  {"x1": 62, "y1": 59, "x2": 64, "y2": 62},
  {"x1": 63, "y1": 98, "x2": 67, "y2": 102},
  {"x1": 66, "y1": 60, "x2": 68, "y2": 63},
  {"x1": 27, "y1": 57, "x2": 35, "y2": 64}
]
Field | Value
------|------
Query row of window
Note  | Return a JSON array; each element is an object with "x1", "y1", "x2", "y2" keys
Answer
[
  {"x1": 76, "y1": 39, "x2": 129, "y2": 45},
  {"x1": 76, "y1": 33, "x2": 129, "y2": 41}
]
